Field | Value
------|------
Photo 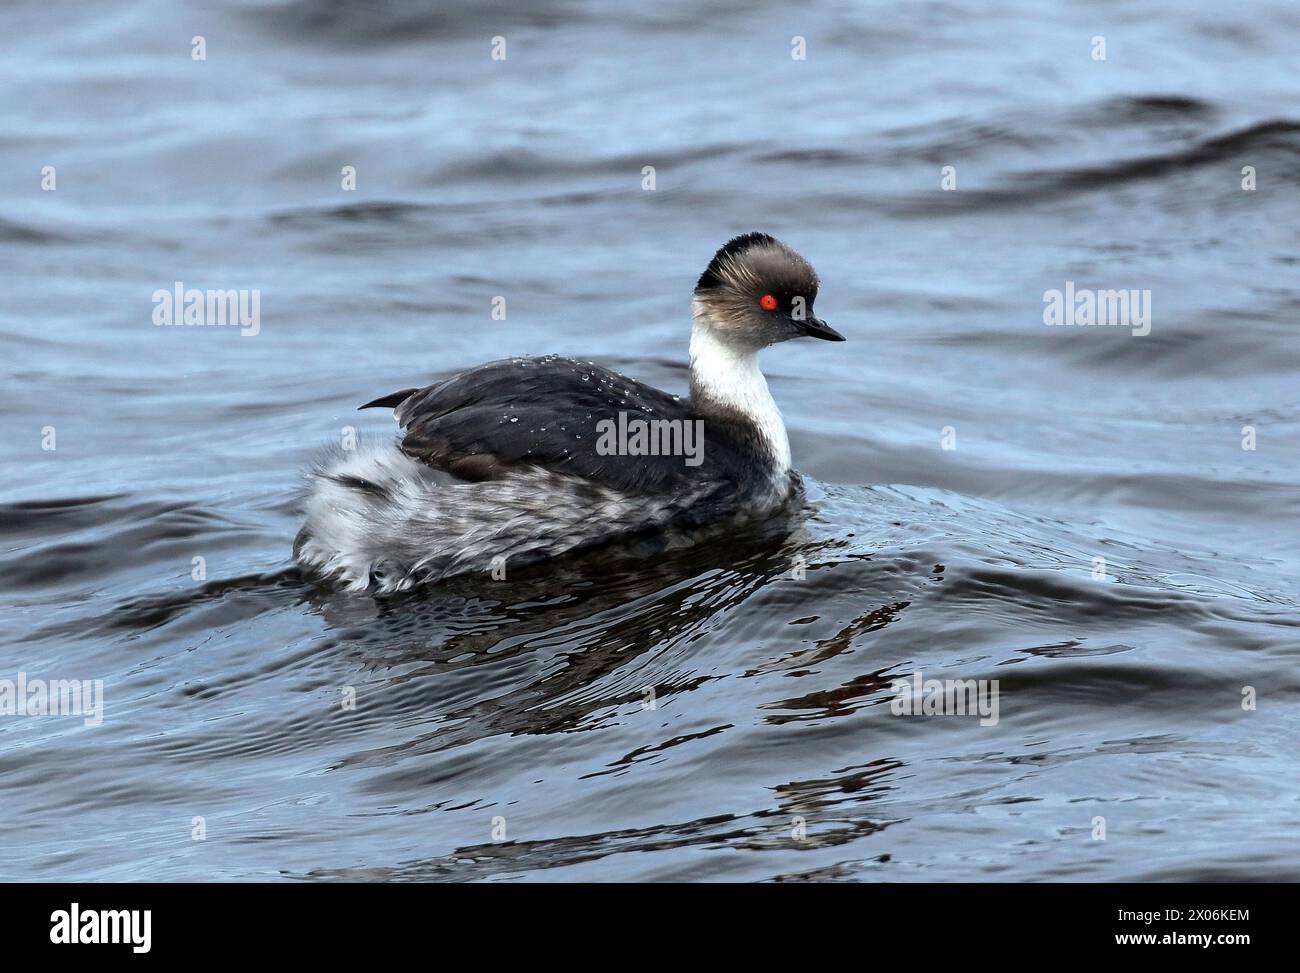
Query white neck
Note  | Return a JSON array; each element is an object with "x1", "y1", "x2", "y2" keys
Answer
[{"x1": 688, "y1": 305, "x2": 791, "y2": 473}]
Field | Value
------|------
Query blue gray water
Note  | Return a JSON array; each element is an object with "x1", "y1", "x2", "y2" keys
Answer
[{"x1": 2, "y1": 0, "x2": 1299, "y2": 881}]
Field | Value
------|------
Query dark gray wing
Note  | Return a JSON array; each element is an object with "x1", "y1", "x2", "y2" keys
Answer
[{"x1": 365, "y1": 356, "x2": 748, "y2": 495}]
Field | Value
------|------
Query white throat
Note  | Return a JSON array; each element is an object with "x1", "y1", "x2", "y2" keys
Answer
[{"x1": 688, "y1": 305, "x2": 791, "y2": 473}]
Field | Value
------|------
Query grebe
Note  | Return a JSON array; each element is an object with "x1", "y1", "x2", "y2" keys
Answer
[{"x1": 295, "y1": 232, "x2": 843, "y2": 592}]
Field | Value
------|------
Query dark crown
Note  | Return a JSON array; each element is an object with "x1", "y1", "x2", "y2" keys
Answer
[
  {"x1": 695, "y1": 232, "x2": 780, "y2": 291},
  {"x1": 695, "y1": 232, "x2": 819, "y2": 304}
]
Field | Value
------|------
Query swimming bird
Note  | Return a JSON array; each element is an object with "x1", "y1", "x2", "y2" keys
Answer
[{"x1": 294, "y1": 232, "x2": 844, "y2": 592}]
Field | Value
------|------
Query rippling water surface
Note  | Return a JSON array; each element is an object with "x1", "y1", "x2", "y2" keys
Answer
[{"x1": 2, "y1": 0, "x2": 1299, "y2": 881}]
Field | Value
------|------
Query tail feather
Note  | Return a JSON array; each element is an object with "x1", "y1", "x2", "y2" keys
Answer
[{"x1": 358, "y1": 388, "x2": 417, "y2": 411}]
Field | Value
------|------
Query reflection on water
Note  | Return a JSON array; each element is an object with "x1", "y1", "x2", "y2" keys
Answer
[{"x1": 1, "y1": 0, "x2": 1299, "y2": 881}]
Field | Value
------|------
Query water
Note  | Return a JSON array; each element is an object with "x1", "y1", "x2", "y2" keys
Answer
[{"x1": 2, "y1": 0, "x2": 1299, "y2": 881}]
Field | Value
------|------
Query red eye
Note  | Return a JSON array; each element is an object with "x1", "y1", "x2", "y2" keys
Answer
[{"x1": 759, "y1": 294, "x2": 779, "y2": 310}]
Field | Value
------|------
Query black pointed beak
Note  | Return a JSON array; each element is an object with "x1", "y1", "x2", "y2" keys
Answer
[{"x1": 797, "y1": 316, "x2": 845, "y2": 341}]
